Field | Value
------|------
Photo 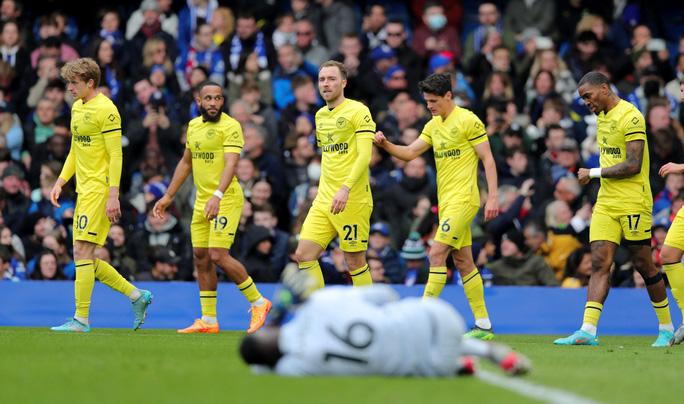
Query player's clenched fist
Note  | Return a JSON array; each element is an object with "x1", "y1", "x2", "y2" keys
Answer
[
  {"x1": 374, "y1": 131, "x2": 386, "y2": 147},
  {"x1": 577, "y1": 168, "x2": 591, "y2": 185}
]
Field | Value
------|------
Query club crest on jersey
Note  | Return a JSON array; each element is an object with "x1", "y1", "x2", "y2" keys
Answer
[
  {"x1": 336, "y1": 117, "x2": 347, "y2": 129},
  {"x1": 206, "y1": 129, "x2": 216, "y2": 139}
]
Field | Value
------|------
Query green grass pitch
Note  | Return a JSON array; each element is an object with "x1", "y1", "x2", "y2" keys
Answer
[{"x1": 1, "y1": 327, "x2": 681, "y2": 403}]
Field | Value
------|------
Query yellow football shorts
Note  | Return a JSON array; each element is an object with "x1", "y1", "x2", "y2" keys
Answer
[
  {"x1": 433, "y1": 203, "x2": 479, "y2": 249},
  {"x1": 191, "y1": 195, "x2": 243, "y2": 249},
  {"x1": 73, "y1": 192, "x2": 110, "y2": 246},
  {"x1": 590, "y1": 206, "x2": 652, "y2": 245},
  {"x1": 664, "y1": 209, "x2": 684, "y2": 251},
  {"x1": 299, "y1": 199, "x2": 371, "y2": 252}
]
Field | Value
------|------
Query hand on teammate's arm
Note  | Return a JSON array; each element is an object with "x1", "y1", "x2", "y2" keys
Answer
[
  {"x1": 374, "y1": 131, "x2": 430, "y2": 161},
  {"x1": 659, "y1": 162, "x2": 684, "y2": 177}
]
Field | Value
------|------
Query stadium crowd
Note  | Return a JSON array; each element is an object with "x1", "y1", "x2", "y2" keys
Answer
[{"x1": 0, "y1": 0, "x2": 683, "y2": 288}]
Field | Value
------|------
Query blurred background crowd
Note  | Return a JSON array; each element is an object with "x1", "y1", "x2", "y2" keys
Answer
[{"x1": 0, "y1": 0, "x2": 683, "y2": 288}]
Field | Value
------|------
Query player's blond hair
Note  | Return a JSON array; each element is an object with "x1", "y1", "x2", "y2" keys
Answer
[
  {"x1": 319, "y1": 60, "x2": 348, "y2": 80},
  {"x1": 60, "y1": 57, "x2": 100, "y2": 87}
]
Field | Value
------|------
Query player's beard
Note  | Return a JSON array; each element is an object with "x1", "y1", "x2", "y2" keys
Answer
[{"x1": 199, "y1": 105, "x2": 221, "y2": 122}]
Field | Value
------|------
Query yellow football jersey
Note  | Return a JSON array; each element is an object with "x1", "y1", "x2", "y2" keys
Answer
[
  {"x1": 419, "y1": 106, "x2": 487, "y2": 206},
  {"x1": 315, "y1": 98, "x2": 376, "y2": 204},
  {"x1": 186, "y1": 113, "x2": 243, "y2": 202},
  {"x1": 595, "y1": 99, "x2": 651, "y2": 213},
  {"x1": 69, "y1": 93, "x2": 122, "y2": 194}
]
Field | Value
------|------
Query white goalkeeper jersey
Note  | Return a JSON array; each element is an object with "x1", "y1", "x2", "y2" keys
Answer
[{"x1": 275, "y1": 285, "x2": 466, "y2": 377}]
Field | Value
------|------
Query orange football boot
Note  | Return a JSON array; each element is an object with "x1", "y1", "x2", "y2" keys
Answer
[
  {"x1": 246, "y1": 298, "x2": 272, "y2": 334},
  {"x1": 177, "y1": 319, "x2": 220, "y2": 334}
]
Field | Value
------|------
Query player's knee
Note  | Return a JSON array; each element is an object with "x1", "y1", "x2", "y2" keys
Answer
[
  {"x1": 208, "y1": 248, "x2": 226, "y2": 265},
  {"x1": 590, "y1": 254, "x2": 610, "y2": 273},
  {"x1": 73, "y1": 242, "x2": 94, "y2": 261},
  {"x1": 193, "y1": 248, "x2": 208, "y2": 261},
  {"x1": 294, "y1": 245, "x2": 314, "y2": 263},
  {"x1": 428, "y1": 248, "x2": 448, "y2": 266},
  {"x1": 344, "y1": 252, "x2": 366, "y2": 269},
  {"x1": 661, "y1": 246, "x2": 683, "y2": 264}
]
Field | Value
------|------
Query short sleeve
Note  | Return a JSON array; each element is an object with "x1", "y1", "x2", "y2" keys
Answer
[
  {"x1": 223, "y1": 122, "x2": 244, "y2": 154},
  {"x1": 352, "y1": 105, "x2": 376, "y2": 140},
  {"x1": 623, "y1": 109, "x2": 647, "y2": 142},
  {"x1": 418, "y1": 119, "x2": 434, "y2": 145},
  {"x1": 101, "y1": 103, "x2": 122, "y2": 137},
  {"x1": 466, "y1": 112, "x2": 488, "y2": 146}
]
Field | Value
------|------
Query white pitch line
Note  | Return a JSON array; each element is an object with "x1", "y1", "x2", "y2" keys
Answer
[{"x1": 477, "y1": 370, "x2": 600, "y2": 404}]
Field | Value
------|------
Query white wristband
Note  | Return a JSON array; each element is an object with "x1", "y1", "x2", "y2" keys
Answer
[
  {"x1": 589, "y1": 168, "x2": 602, "y2": 178},
  {"x1": 213, "y1": 190, "x2": 224, "y2": 199}
]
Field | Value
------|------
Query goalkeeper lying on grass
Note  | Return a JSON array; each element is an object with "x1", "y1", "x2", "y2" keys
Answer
[{"x1": 240, "y1": 265, "x2": 531, "y2": 377}]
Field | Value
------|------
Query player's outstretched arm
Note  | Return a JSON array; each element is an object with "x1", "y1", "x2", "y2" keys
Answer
[
  {"x1": 204, "y1": 152, "x2": 239, "y2": 220},
  {"x1": 474, "y1": 140, "x2": 499, "y2": 221},
  {"x1": 374, "y1": 131, "x2": 430, "y2": 162},
  {"x1": 154, "y1": 149, "x2": 192, "y2": 218},
  {"x1": 659, "y1": 162, "x2": 684, "y2": 177}
]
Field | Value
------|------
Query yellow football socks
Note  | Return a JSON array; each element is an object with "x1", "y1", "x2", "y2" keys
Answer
[
  {"x1": 298, "y1": 260, "x2": 325, "y2": 289},
  {"x1": 74, "y1": 260, "x2": 95, "y2": 319},
  {"x1": 94, "y1": 259, "x2": 135, "y2": 297},
  {"x1": 200, "y1": 290, "x2": 217, "y2": 318},
  {"x1": 462, "y1": 269, "x2": 490, "y2": 327},
  {"x1": 349, "y1": 264, "x2": 372, "y2": 286},
  {"x1": 663, "y1": 262, "x2": 684, "y2": 314},
  {"x1": 651, "y1": 298, "x2": 672, "y2": 329},
  {"x1": 237, "y1": 277, "x2": 262, "y2": 304},
  {"x1": 423, "y1": 266, "x2": 447, "y2": 298},
  {"x1": 583, "y1": 301, "x2": 603, "y2": 328}
]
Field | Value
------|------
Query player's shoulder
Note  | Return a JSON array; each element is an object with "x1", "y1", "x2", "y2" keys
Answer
[
  {"x1": 188, "y1": 116, "x2": 204, "y2": 128},
  {"x1": 617, "y1": 99, "x2": 643, "y2": 119},
  {"x1": 345, "y1": 98, "x2": 371, "y2": 114},
  {"x1": 220, "y1": 112, "x2": 240, "y2": 128},
  {"x1": 454, "y1": 105, "x2": 481, "y2": 123}
]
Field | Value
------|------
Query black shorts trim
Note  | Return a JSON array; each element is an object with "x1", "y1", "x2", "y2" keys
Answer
[{"x1": 624, "y1": 238, "x2": 650, "y2": 246}]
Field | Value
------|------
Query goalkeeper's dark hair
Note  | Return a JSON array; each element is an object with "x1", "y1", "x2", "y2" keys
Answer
[
  {"x1": 418, "y1": 73, "x2": 452, "y2": 97},
  {"x1": 240, "y1": 330, "x2": 282, "y2": 368},
  {"x1": 578, "y1": 71, "x2": 611, "y2": 88}
]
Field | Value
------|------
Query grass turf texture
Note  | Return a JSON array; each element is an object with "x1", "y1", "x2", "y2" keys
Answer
[{"x1": 1, "y1": 328, "x2": 681, "y2": 404}]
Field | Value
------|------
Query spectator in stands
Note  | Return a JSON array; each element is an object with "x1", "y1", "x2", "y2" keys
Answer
[
  {"x1": 237, "y1": 79, "x2": 277, "y2": 146},
  {"x1": 294, "y1": 19, "x2": 328, "y2": 68},
  {"x1": 527, "y1": 70, "x2": 560, "y2": 124},
  {"x1": 462, "y1": 3, "x2": 513, "y2": 69},
  {"x1": 126, "y1": 79, "x2": 182, "y2": 169},
  {"x1": 241, "y1": 224, "x2": 278, "y2": 282},
  {"x1": 135, "y1": 247, "x2": 181, "y2": 281},
  {"x1": 487, "y1": 229, "x2": 559, "y2": 286},
  {"x1": 26, "y1": 55, "x2": 59, "y2": 109},
  {"x1": 90, "y1": 38, "x2": 124, "y2": 104},
  {"x1": 272, "y1": 44, "x2": 317, "y2": 111},
  {"x1": 129, "y1": 0, "x2": 177, "y2": 76},
  {"x1": 252, "y1": 203, "x2": 289, "y2": 276},
  {"x1": 561, "y1": 246, "x2": 591, "y2": 288},
  {"x1": 384, "y1": 18, "x2": 421, "y2": 87},
  {"x1": 316, "y1": 0, "x2": 355, "y2": 52},
  {"x1": 26, "y1": 118, "x2": 68, "y2": 186},
  {"x1": 178, "y1": 0, "x2": 216, "y2": 54},
  {"x1": 503, "y1": 0, "x2": 556, "y2": 40},
  {"x1": 226, "y1": 51, "x2": 273, "y2": 105},
  {"x1": 550, "y1": 138, "x2": 582, "y2": 184},
  {"x1": 412, "y1": 1, "x2": 460, "y2": 59},
  {"x1": 366, "y1": 221, "x2": 402, "y2": 283},
  {"x1": 176, "y1": 22, "x2": 224, "y2": 91},
  {"x1": 361, "y1": 3, "x2": 387, "y2": 51},
  {"x1": 1, "y1": 163, "x2": 29, "y2": 234},
  {"x1": 243, "y1": 123, "x2": 286, "y2": 201},
  {"x1": 565, "y1": 30, "x2": 601, "y2": 82},
  {"x1": 272, "y1": 12, "x2": 296, "y2": 49},
  {"x1": 380, "y1": 156, "x2": 435, "y2": 248},
  {"x1": 126, "y1": 0, "x2": 178, "y2": 41},
  {"x1": 329, "y1": 33, "x2": 367, "y2": 100},
  {"x1": 107, "y1": 224, "x2": 137, "y2": 280},
  {"x1": 210, "y1": 6, "x2": 233, "y2": 47},
  {"x1": 0, "y1": 223, "x2": 26, "y2": 278},
  {"x1": 223, "y1": 11, "x2": 273, "y2": 74},
  {"x1": 128, "y1": 203, "x2": 191, "y2": 278},
  {"x1": 95, "y1": 9, "x2": 125, "y2": 55},
  {"x1": 486, "y1": 180, "x2": 534, "y2": 252},
  {"x1": 29, "y1": 249, "x2": 64, "y2": 280},
  {"x1": 367, "y1": 254, "x2": 389, "y2": 284},
  {"x1": 28, "y1": 160, "x2": 74, "y2": 223},
  {"x1": 527, "y1": 49, "x2": 577, "y2": 105},
  {"x1": 0, "y1": 101, "x2": 20, "y2": 160},
  {"x1": 283, "y1": 133, "x2": 314, "y2": 193},
  {"x1": 377, "y1": 91, "x2": 425, "y2": 143},
  {"x1": 30, "y1": 28, "x2": 78, "y2": 69},
  {"x1": 278, "y1": 75, "x2": 319, "y2": 146},
  {"x1": 499, "y1": 146, "x2": 531, "y2": 188},
  {"x1": 39, "y1": 232, "x2": 73, "y2": 278},
  {"x1": 542, "y1": 200, "x2": 582, "y2": 280},
  {"x1": 399, "y1": 232, "x2": 429, "y2": 285},
  {"x1": 0, "y1": 19, "x2": 29, "y2": 93},
  {"x1": 654, "y1": 173, "x2": 684, "y2": 218},
  {"x1": 250, "y1": 179, "x2": 274, "y2": 209},
  {"x1": 236, "y1": 157, "x2": 259, "y2": 200}
]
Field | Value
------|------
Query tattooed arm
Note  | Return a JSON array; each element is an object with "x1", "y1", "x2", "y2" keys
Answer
[{"x1": 600, "y1": 140, "x2": 644, "y2": 178}]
